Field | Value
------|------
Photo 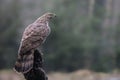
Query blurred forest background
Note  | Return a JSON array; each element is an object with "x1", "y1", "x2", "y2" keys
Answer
[{"x1": 0, "y1": 0, "x2": 120, "y2": 73}]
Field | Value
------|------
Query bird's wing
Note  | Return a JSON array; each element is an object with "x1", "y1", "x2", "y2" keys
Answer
[
  {"x1": 14, "y1": 24, "x2": 46, "y2": 73},
  {"x1": 18, "y1": 23, "x2": 45, "y2": 55}
]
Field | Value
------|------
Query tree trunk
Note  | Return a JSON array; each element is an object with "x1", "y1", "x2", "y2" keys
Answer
[
  {"x1": 88, "y1": 0, "x2": 95, "y2": 19},
  {"x1": 101, "y1": 0, "x2": 120, "y2": 70}
]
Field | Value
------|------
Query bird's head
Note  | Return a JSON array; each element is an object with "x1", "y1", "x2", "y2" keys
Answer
[
  {"x1": 43, "y1": 12, "x2": 56, "y2": 20},
  {"x1": 35, "y1": 12, "x2": 56, "y2": 23}
]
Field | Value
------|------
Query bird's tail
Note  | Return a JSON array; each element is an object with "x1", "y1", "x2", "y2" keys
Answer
[{"x1": 13, "y1": 50, "x2": 34, "y2": 73}]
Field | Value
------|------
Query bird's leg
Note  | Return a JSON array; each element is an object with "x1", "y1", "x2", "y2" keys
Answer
[{"x1": 37, "y1": 47, "x2": 43, "y2": 55}]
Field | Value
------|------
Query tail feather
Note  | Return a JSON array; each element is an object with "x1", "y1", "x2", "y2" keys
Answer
[{"x1": 14, "y1": 50, "x2": 34, "y2": 73}]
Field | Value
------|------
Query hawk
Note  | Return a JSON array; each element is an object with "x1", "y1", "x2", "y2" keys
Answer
[{"x1": 14, "y1": 12, "x2": 56, "y2": 73}]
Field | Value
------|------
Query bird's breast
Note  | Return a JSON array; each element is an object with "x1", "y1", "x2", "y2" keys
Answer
[
  {"x1": 38, "y1": 24, "x2": 51, "y2": 38},
  {"x1": 46, "y1": 25, "x2": 51, "y2": 35}
]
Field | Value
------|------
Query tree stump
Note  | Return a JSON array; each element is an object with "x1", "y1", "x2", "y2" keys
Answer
[{"x1": 23, "y1": 50, "x2": 48, "y2": 80}]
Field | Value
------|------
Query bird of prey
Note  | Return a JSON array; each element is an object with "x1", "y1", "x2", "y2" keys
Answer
[{"x1": 14, "y1": 12, "x2": 56, "y2": 73}]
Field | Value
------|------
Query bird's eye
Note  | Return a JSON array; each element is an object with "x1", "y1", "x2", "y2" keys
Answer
[{"x1": 49, "y1": 16, "x2": 53, "y2": 19}]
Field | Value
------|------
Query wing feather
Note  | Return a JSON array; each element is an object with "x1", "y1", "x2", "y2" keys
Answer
[{"x1": 18, "y1": 23, "x2": 46, "y2": 55}]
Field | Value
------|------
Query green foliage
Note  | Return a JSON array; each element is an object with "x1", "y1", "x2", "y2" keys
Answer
[
  {"x1": 0, "y1": 0, "x2": 22, "y2": 69},
  {"x1": 44, "y1": 0, "x2": 91, "y2": 71},
  {"x1": 44, "y1": 0, "x2": 120, "y2": 72}
]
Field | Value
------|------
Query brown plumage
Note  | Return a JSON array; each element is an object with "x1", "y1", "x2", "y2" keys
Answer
[{"x1": 14, "y1": 12, "x2": 56, "y2": 73}]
